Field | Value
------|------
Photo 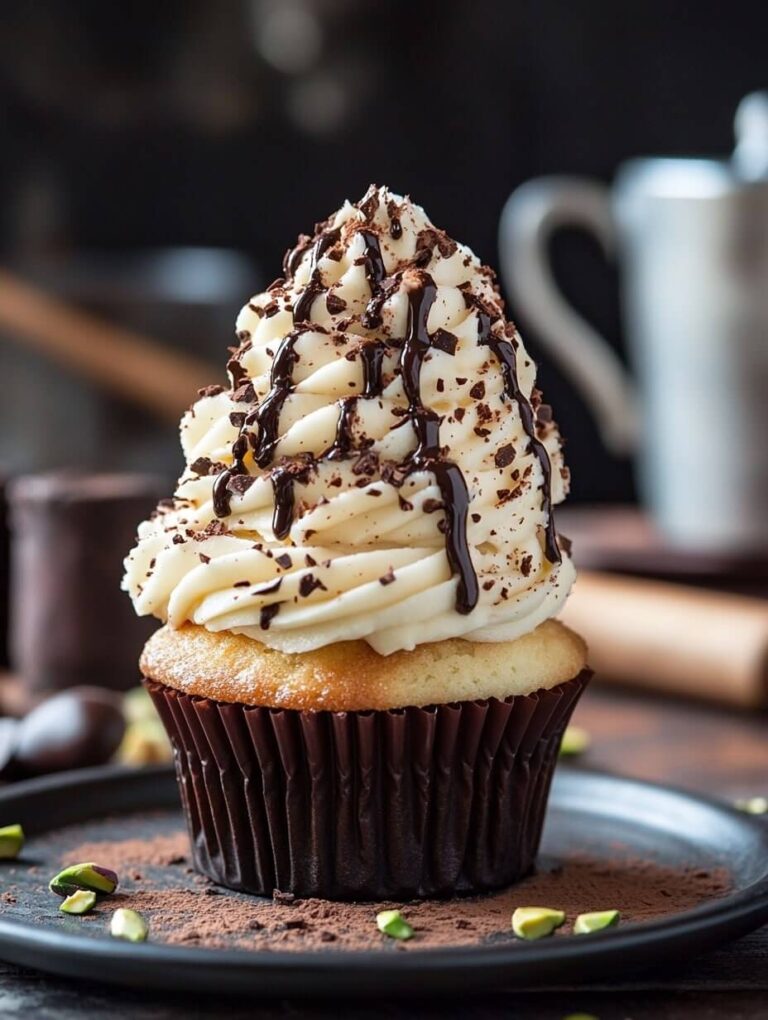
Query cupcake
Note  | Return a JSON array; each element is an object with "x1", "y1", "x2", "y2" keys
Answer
[{"x1": 124, "y1": 186, "x2": 588, "y2": 899}]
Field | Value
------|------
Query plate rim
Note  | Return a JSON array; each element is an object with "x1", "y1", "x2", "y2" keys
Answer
[{"x1": 0, "y1": 763, "x2": 766, "y2": 988}]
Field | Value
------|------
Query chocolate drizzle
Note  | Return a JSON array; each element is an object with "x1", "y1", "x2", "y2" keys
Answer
[
  {"x1": 252, "y1": 332, "x2": 302, "y2": 467},
  {"x1": 358, "y1": 230, "x2": 387, "y2": 329},
  {"x1": 360, "y1": 342, "x2": 385, "y2": 398},
  {"x1": 474, "y1": 308, "x2": 560, "y2": 565},
  {"x1": 292, "y1": 228, "x2": 340, "y2": 324},
  {"x1": 212, "y1": 434, "x2": 248, "y2": 518},
  {"x1": 270, "y1": 468, "x2": 297, "y2": 541},
  {"x1": 211, "y1": 197, "x2": 559, "y2": 621},
  {"x1": 399, "y1": 273, "x2": 478, "y2": 614},
  {"x1": 326, "y1": 398, "x2": 358, "y2": 461}
]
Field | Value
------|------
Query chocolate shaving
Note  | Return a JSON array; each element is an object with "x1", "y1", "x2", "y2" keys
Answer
[
  {"x1": 299, "y1": 574, "x2": 327, "y2": 598},
  {"x1": 494, "y1": 444, "x2": 516, "y2": 469},
  {"x1": 227, "y1": 475, "x2": 255, "y2": 495},
  {"x1": 259, "y1": 604, "x2": 281, "y2": 630},
  {"x1": 431, "y1": 329, "x2": 458, "y2": 356},
  {"x1": 326, "y1": 293, "x2": 347, "y2": 315},
  {"x1": 232, "y1": 382, "x2": 256, "y2": 404},
  {"x1": 197, "y1": 384, "x2": 225, "y2": 398}
]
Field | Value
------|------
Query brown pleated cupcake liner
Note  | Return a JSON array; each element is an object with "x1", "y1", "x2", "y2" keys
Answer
[{"x1": 145, "y1": 670, "x2": 590, "y2": 900}]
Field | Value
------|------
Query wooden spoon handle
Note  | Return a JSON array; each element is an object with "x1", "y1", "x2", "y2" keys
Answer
[
  {"x1": 561, "y1": 570, "x2": 768, "y2": 708},
  {"x1": 0, "y1": 269, "x2": 219, "y2": 421}
]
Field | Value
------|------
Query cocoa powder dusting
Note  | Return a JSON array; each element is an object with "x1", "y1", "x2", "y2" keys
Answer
[
  {"x1": 54, "y1": 829, "x2": 729, "y2": 953},
  {"x1": 68, "y1": 833, "x2": 189, "y2": 868}
]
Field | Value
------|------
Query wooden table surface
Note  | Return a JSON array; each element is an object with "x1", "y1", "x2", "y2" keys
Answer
[{"x1": 0, "y1": 683, "x2": 766, "y2": 1020}]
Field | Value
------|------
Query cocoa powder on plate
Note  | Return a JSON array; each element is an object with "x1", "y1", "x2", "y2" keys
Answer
[{"x1": 60, "y1": 831, "x2": 728, "y2": 952}]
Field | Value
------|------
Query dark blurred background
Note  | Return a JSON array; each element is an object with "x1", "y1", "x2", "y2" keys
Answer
[{"x1": 0, "y1": 0, "x2": 766, "y2": 499}]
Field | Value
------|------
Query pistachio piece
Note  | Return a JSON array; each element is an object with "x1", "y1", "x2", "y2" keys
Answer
[
  {"x1": 110, "y1": 907, "x2": 149, "y2": 943},
  {"x1": 0, "y1": 824, "x2": 24, "y2": 860},
  {"x1": 562, "y1": 1014, "x2": 599, "y2": 1020},
  {"x1": 49, "y1": 862, "x2": 118, "y2": 898},
  {"x1": 117, "y1": 719, "x2": 171, "y2": 766},
  {"x1": 59, "y1": 890, "x2": 96, "y2": 915},
  {"x1": 511, "y1": 906, "x2": 565, "y2": 940},
  {"x1": 734, "y1": 796, "x2": 768, "y2": 815},
  {"x1": 376, "y1": 909, "x2": 414, "y2": 940},
  {"x1": 559, "y1": 725, "x2": 591, "y2": 757},
  {"x1": 123, "y1": 686, "x2": 158, "y2": 725},
  {"x1": 573, "y1": 909, "x2": 620, "y2": 935}
]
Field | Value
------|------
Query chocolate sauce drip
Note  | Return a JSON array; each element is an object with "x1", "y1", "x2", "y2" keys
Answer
[
  {"x1": 292, "y1": 228, "x2": 340, "y2": 324},
  {"x1": 270, "y1": 468, "x2": 297, "y2": 540},
  {"x1": 326, "y1": 398, "x2": 358, "y2": 461},
  {"x1": 212, "y1": 225, "x2": 488, "y2": 618},
  {"x1": 360, "y1": 342, "x2": 385, "y2": 398},
  {"x1": 363, "y1": 279, "x2": 396, "y2": 331},
  {"x1": 252, "y1": 332, "x2": 302, "y2": 467},
  {"x1": 284, "y1": 234, "x2": 312, "y2": 278},
  {"x1": 359, "y1": 230, "x2": 388, "y2": 329},
  {"x1": 400, "y1": 273, "x2": 479, "y2": 615},
  {"x1": 212, "y1": 434, "x2": 248, "y2": 518},
  {"x1": 476, "y1": 311, "x2": 560, "y2": 564}
]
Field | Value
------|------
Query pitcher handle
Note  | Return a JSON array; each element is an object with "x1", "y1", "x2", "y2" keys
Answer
[{"x1": 498, "y1": 177, "x2": 639, "y2": 454}]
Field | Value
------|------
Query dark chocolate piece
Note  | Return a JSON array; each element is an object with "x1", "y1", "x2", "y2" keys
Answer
[{"x1": 9, "y1": 687, "x2": 125, "y2": 778}]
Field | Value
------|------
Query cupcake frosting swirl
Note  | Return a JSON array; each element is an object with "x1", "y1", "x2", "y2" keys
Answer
[{"x1": 123, "y1": 186, "x2": 575, "y2": 655}]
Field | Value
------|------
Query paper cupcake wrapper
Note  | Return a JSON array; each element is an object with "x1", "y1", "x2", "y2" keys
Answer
[{"x1": 145, "y1": 671, "x2": 589, "y2": 900}]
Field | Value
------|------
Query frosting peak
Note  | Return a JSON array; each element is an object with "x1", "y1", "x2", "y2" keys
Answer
[{"x1": 123, "y1": 186, "x2": 575, "y2": 654}]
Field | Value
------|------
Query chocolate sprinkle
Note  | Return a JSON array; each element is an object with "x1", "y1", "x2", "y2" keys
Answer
[
  {"x1": 494, "y1": 444, "x2": 516, "y2": 469},
  {"x1": 259, "y1": 604, "x2": 281, "y2": 630},
  {"x1": 299, "y1": 574, "x2": 327, "y2": 598},
  {"x1": 431, "y1": 329, "x2": 458, "y2": 356}
]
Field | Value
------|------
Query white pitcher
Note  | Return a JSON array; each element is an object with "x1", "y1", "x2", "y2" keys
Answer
[{"x1": 499, "y1": 93, "x2": 768, "y2": 551}]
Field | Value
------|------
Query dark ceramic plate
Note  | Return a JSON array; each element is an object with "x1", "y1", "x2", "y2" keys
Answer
[{"x1": 0, "y1": 765, "x2": 766, "y2": 996}]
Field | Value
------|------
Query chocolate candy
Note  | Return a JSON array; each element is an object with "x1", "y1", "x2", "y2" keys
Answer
[{"x1": 9, "y1": 687, "x2": 125, "y2": 778}]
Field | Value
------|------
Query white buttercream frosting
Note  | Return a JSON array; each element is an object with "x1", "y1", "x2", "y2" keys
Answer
[{"x1": 123, "y1": 186, "x2": 575, "y2": 655}]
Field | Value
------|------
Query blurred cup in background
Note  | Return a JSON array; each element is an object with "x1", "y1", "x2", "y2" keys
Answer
[
  {"x1": 500, "y1": 92, "x2": 768, "y2": 552},
  {"x1": 9, "y1": 471, "x2": 167, "y2": 695}
]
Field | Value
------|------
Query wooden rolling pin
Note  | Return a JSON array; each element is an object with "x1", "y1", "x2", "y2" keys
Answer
[
  {"x1": 0, "y1": 269, "x2": 219, "y2": 422},
  {"x1": 561, "y1": 571, "x2": 768, "y2": 708}
]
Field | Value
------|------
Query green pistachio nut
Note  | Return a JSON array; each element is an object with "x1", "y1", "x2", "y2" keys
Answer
[
  {"x1": 49, "y1": 862, "x2": 118, "y2": 898},
  {"x1": 110, "y1": 907, "x2": 149, "y2": 943},
  {"x1": 734, "y1": 796, "x2": 768, "y2": 815},
  {"x1": 511, "y1": 906, "x2": 566, "y2": 940},
  {"x1": 123, "y1": 687, "x2": 159, "y2": 725},
  {"x1": 59, "y1": 890, "x2": 97, "y2": 915},
  {"x1": 573, "y1": 909, "x2": 620, "y2": 935},
  {"x1": 0, "y1": 824, "x2": 24, "y2": 860},
  {"x1": 562, "y1": 1014, "x2": 600, "y2": 1020},
  {"x1": 559, "y1": 726, "x2": 591, "y2": 757},
  {"x1": 376, "y1": 909, "x2": 414, "y2": 940},
  {"x1": 117, "y1": 718, "x2": 171, "y2": 766}
]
